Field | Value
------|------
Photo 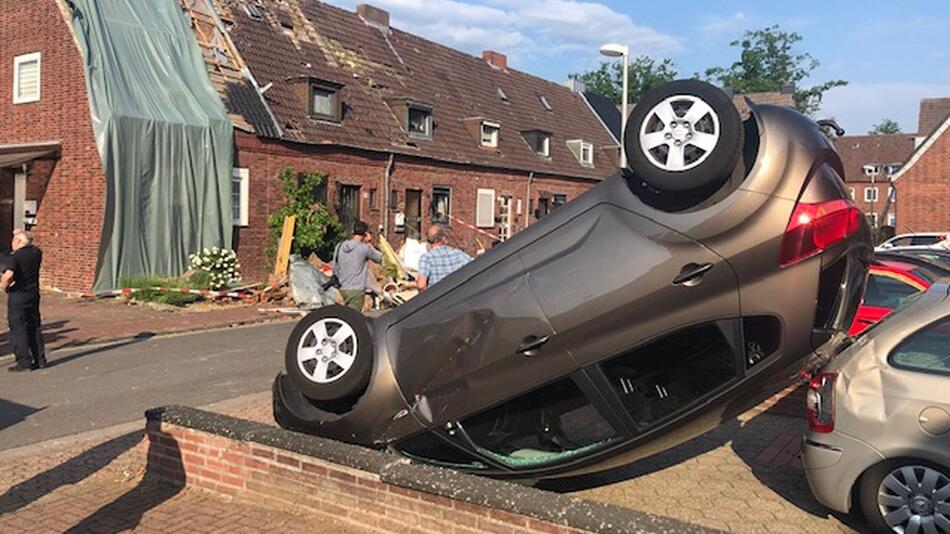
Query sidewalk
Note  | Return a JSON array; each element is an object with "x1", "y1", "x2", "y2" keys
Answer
[{"x1": 0, "y1": 291, "x2": 289, "y2": 357}]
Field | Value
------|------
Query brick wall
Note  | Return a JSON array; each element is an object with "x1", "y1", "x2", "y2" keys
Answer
[
  {"x1": 0, "y1": 0, "x2": 106, "y2": 290},
  {"x1": 235, "y1": 132, "x2": 600, "y2": 282},
  {"x1": 146, "y1": 420, "x2": 589, "y2": 534},
  {"x1": 895, "y1": 128, "x2": 950, "y2": 233}
]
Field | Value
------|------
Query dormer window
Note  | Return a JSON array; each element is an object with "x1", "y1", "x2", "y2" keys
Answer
[
  {"x1": 407, "y1": 104, "x2": 433, "y2": 138},
  {"x1": 307, "y1": 79, "x2": 343, "y2": 121},
  {"x1": 523, "y1": 130, "x2": 551, "y2": 157},
  {"x1": 480, "y1": 121, "x2": 500, "y2": 148},
  {"x1": 537, "y1": 94, "x2": 552, "y2": 112},
  {"x1": 567, "y1": 139, "x2": 594, "y2": 166}
]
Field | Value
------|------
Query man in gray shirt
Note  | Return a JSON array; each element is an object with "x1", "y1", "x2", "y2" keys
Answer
[{"x1": 333, "y1": 221, "x2": 382, "y2": 311}]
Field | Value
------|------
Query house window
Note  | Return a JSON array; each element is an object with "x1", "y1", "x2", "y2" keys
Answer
[
  {"x1": 537, "y1": 94, "x2": 552, "y2": 111},
  {"x1": 496, "y1": 87, "x2": 508, "y2": 102},
  {"x1": 480, "y1": 121, "x2": 500, "y2": 148},
  {"x1": 887, "y1": 163, "x2": 903, "y2": 175},
  {"x1": 863, "y1": 164, "x2": 881, "y2": 176},
  {"x1": 866, "y1": 212, "x2": 879, "y2": 226},
  {"x1": 390, "y1": 189, "x2": 399, "y2": 209},
  {"x1": 431, "y1": 186, "x2": 451, "y2": 225},
  {"x1": 407, "y1": 105, "x2": 432, "y2": 138},
  {"x1": 369, "y1": 188, "x2": 378, "y2": 211},
  {"x1": 567, "y1": 139, "x2": 594, "y2": 166},
  {"x1": 232, "y1": 168, "x2": 249, "y2": 226},
  {"x1": 552, "y1": 194, "x2": 567, "y2": 208},
  {"x1": 848, "y1": 187, "x2": 855, "y2": 200},
  {"x1": 523, "y1": 131, "x2": 551, "y2": 157},
  {"x1": 864, "y1": 187, "x2": 879, "y2": 202},
  {"x1": 13, "y1": 53, "x2": 41, "y2": 104},
  {"x1": 309, "y1": 81, "x2": 342, "y2": 121},
  {"x1": 476, "y1": 188, "x2": 495, "y2": 228},
  {"x1": 887, "y1": 213, "x2": 896, "y2": 227}
]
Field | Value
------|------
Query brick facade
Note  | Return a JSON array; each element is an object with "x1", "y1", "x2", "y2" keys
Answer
[
  {"x1": 833, "y1": 134, "x2": 915, "y2": 228},
  {"x1": 0, "y1": 0, "x2": 105, "y2": 291},
  {"x1": 234, "y1": 131, "x2": 599, "y2": 282},
  {"x1": 894, "y1": 124, "x2": 950, "y2": 234}
]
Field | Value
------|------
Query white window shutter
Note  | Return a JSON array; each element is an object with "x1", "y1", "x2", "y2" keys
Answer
[
  {"x1": 232, "y1": 168, "x2": 249, "y2": 226},
  {"x1": 476, "y1": 188, "x2": 495, "y2": 228}
]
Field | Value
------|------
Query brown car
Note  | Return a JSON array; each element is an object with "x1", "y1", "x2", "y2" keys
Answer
[{"x1": 273, "y1": 80, "x2": 873, "y2": 480}]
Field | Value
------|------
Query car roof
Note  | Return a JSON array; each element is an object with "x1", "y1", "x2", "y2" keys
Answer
[
  {"x1": 875, "y1": 251, "x2": 950, "y2": 275},
  {"x1": 888, "y1": 232, "x2": 948, "y2": 238}
]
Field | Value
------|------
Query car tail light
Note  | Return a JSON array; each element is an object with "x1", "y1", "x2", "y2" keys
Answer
[
  {"x1": 806, "y1": 372, "x2": 837, "y2": 433},
  {"x1": 780, "y1": 199, "x2": 862, "y2": 267}
]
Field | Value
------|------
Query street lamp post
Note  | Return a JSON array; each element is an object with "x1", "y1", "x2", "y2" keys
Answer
[{"x1": 599, "y1": 43, "x2": 629, "y2": 168}]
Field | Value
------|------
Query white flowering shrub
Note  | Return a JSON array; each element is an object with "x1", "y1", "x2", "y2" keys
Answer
[{"x1": 189, "y1": 247, "x2": 241, "y2": 290}]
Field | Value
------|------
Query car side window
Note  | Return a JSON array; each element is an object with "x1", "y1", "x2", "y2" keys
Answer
[
  {"x1": 863, "y1": 274, "x2": 921, "y2": 309},
  {"x1": 889, "y1": 318, "x2": 950, "y2": 376},
  {"x1": 458, "y1": 377, "x2": 619, "y2": 468},
  {"x1": 600, "y1": 321, "x2": 739, "y2": 431},
  {"x1": 911, "y1": 236, "x2": 940, "y2": 246}
]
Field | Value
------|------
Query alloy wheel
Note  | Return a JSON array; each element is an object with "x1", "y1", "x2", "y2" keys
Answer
[
  {"x1": 296, "y1": 318, "x2": 358, "y2": 384},
  {"x1": 878, "y1": 465, "x2": 950, "y2": 533},
  {"x1": 639, "y1": 94, "x2": 720, "y2": 172}
]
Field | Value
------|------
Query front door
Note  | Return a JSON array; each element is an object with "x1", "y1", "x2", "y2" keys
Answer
[
  {"x1": 405, "y1": 189, "x2": 423, "y2": 239},
  {"x1": 336, "y1": 184, "x2": 360, "y2": 232},
  {"x1": 0, "y1": 171, "x2": 24, "y2": 253}
]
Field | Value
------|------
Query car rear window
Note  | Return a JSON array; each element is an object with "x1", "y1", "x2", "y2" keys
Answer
[
  {"x1": 889, "y1": 317, "x2": 950, "y2": 376},
  {"x1": 864, "y1": 274, "x2": 923, "y2": 309}
]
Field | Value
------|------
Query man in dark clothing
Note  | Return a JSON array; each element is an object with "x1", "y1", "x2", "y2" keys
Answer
[{"x1": 3, "y1": 230, "x2": 46, "y2": 372}]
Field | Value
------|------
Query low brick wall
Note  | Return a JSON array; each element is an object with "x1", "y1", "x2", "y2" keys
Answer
[{"x1": 145, "y1": 406, "x2": 718, "y2": 534}]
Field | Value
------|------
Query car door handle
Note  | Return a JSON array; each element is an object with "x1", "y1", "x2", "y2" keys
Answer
[
  {"x1": 672, "y1": 262, "x2": 713, "y2": 286},
  {"x1": 517, "y1": 335, "x2": 550, "y2": 357}
]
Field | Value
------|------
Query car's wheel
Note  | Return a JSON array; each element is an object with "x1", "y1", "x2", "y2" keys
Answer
[
  {"x1": 858, "y1": 459, "x2": 950, "y2": 534},
  {"x1": 625, "y1": 79, "x2": 743, "y2": 193},
  {"x1": 284, "y1": 305, "x2": 373, "y2": 401}
]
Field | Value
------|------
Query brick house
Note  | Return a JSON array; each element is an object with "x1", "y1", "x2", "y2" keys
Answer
[
  {"x1": 0, "y1": 0, "x2": 617, "y2": 290},
  {"x1": 892, "y1": 111, "x2": 950, "y2": 234},
  {"x1": 832, "y1": 134, "x2": 916, "y2": 228}
]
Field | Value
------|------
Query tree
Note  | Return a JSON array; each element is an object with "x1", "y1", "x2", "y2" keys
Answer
[
  {"x1": 869, "y1": 119, "x2": 902, "y2": 135},
  {"x1": 571, "y1": 55, "x2": 678, "y2": 105},
  {"x1": 704, "y1": 25, "x2": 847, "y2": 116},
  {"x1": 267, "y1": 168, "x2": 345, "y2": 261}
]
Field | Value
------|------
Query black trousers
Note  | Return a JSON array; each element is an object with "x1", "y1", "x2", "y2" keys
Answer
[{"x1": 8, "y1": 292, "x2": 46, "y2": 368}]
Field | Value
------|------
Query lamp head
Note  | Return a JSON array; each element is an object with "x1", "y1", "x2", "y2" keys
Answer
[{"x1": 599, "y1": 43, "x2": 628, "y2": 57}]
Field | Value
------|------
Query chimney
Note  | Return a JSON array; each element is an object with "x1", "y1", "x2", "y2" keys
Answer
[
  {"x1": 482, "y1": 50, "x2": 507, "y2": 71},
  {"x1": 564, "y1": 78, "x2": 586, "y2": 93},
  {"x1": 357, "y1": 4, "x2": 390, "y2": 32}
]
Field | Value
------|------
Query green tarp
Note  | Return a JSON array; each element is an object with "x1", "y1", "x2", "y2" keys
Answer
[{"x1": 70, "y1": 0, "x2": 233, "y2": 291}]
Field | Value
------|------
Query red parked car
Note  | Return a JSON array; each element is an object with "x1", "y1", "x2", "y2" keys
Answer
[{"x1": 849, "y1": 259, "x2": 933, "y2": 335}]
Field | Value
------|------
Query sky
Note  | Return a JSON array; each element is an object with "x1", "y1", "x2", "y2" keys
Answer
[{"x1": 326, "y1": 0, "x2": 950, "y2": 135}]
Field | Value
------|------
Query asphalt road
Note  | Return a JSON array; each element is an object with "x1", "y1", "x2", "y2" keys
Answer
[{"x1": 0, "y1": 321, "x2": 294, "y2": 451}]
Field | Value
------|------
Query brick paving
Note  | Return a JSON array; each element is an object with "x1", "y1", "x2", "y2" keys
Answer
[
  {"x1": 0, "y1": 396, "x2": 369, "y2": 533},
  {"x1": 0, "y1": 291, "x2": 287, "y2": 357},
  {"x1": 0, "y1": 388, "x2": 870, "y2": 533}
]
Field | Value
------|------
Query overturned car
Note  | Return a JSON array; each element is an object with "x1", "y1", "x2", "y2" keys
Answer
[{"x1": 273, "y1": 80, "x2": 873, "y2": 480}]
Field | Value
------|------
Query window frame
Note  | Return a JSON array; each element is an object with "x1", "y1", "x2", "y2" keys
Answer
[
  {"x1": 369, "y1": 188, "x2": 378, "y2": 211},
  {"x1": 888, "y1": 317, "x2": 950, "y2": 377},
  {"x1": 308, "y1": 80, "x2": 343, "y2": 122},
  {"x1": 537, "y1": 94, "x2": 552, "y2": 112},
  {"x1": 431, "y1": 186, "x2": 451, "y2": 225},
  {"x1": 480, "y1": 121, "x2": 500, "y2": 148},
  {"x1": 864, "y1": 187, "x2": 879, "y2": 202},
  {"x1": 523, "y1": 130, "x2": 551, "y2": 157},
  {"x1": 13, "y1": 52, "x2": 41, "y2": 105},
  {"x1": 406, "y1": 104, "x2": 433, "y2": 138},
  {"x1": 231, "y1": 168, "x2": 250, "y2": 227},
  {"x1": 476, "y1": 188, "x2": 495, "y2": 228}
]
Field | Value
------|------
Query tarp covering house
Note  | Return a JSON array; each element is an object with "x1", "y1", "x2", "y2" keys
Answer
[{"x1": 69, "y1": 0, "x2": 234, "y2": 290}]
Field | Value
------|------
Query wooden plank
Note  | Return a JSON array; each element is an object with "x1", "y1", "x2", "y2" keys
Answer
[{"x1": 273, "y1": 215, "x2": 296, "y2": 277}]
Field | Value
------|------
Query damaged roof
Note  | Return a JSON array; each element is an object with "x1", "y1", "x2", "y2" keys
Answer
[{"x1": 188, "y1": 0, "x2": 618, "y2": 180}]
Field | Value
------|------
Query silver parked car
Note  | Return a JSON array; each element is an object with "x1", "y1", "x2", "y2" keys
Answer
[{"x1": 803, "y1": 281, "x2": 950, "y2": 534}]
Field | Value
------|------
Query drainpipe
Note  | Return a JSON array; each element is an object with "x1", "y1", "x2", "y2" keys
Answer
[
  {"x1": 524, "y1": 171, "x2": 534, "y2": 227},
  {"x1": 383, "y1": 153, "x2": 395, "y2": 238}
]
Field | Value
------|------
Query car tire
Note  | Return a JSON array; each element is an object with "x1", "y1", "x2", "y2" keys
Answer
[
  {"x1": 858, "y1": 459, "x2": 950, "y2": 534},
  {"x1": 625, "y1": 79, "x2": 743, "y2": 193},
  {"x1": 284, "y1": 305, "x2": 373, "y2": 401}
]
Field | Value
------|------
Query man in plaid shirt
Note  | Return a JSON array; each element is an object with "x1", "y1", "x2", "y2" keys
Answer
[{"x1": 417, "y1": 224, "x2": 472, "y2": 290}]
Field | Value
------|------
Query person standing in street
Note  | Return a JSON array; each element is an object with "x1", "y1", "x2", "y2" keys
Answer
[
  {"x1": 3, "y1": 230, "x2": 46, "y2": 372},
  {"x1": 333, "y1": 221, "x2": 382, "y2": 311},
  {"x1": 416, "y1": 224, "x2": 472, "y2": 291}
]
